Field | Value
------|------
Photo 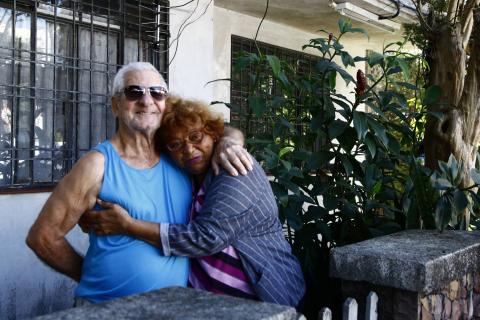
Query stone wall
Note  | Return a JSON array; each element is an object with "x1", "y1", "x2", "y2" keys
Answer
[
  {"x1": 34, "y1": 287, "x2": 304, "y2": 320},
  {"x1": 419, "y1": 272, "x2": 480, "y2": 320},
  {"x1": 330, "y1": 230, "x2": 480, "y2": 320}
]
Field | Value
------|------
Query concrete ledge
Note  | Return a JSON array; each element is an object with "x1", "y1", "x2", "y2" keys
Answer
[
  {"x1": 34, "y1": 286, "x2": 302, "y2": 320},
  {"x1": 330, "y1": 230, "x2": 480, "y2": 294}
]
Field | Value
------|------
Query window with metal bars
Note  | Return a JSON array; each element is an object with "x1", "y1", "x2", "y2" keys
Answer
[
  {"x1": 230, "y1": 35, "x2": 319, "y2": 139},
  {"x1": 0, "y1": 0, "x2": 169, "y2": 191}
]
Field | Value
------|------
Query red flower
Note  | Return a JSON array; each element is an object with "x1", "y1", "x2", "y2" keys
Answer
[{"x1": 355, "y1": 69, "x2": 366, "y2": 96}]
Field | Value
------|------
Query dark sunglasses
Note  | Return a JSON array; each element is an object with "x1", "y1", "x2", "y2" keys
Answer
[
  {"x1": 121, "y1": 85, "x2": 168, "y2": 101},
  {"x1": 166, "y1": 130, "x2": 205, "y2": 152}
]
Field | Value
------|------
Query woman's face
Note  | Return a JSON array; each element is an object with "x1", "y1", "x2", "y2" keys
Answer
[{"x1": 166, "y1": 121, "x2": 215, "y2": 176}]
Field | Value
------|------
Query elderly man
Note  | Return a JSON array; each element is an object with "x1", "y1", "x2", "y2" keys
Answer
[{"x1": 26, "y1": 62, "x2": 251, "y2": 303}]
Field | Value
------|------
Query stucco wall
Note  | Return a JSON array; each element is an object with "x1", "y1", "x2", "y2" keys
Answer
[
  {"x1": 168, "y1": 2, "x2": 402, "y2": 119},
  {"x1": 168, "y1": 0, "x2": 215, "y2": 103},
  {"x1": 0, "y1": 192, "x2": 88, "y2": 319},
  {"x1": 211, "y1": 6, "x2": 405, "y2": 117}
]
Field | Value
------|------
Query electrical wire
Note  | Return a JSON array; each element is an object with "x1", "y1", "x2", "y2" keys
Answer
[
  {"x1": 168, "y1": 0, "x2": 200, "y2": 49},
  {"x1": 378, "y1": 0, "x2": 400, "y2": 20},
  {"x1": 151, "y1": 0, "x2": 199, "y2": 54},
  {"x1": 168, "y1": 0, "x2": 213, "y2": 65},
  {"x1": 168, "y1": 0, "x2": 196, "y2": 9},
  {"x1": 254, "y1": 0, "x2": 270, "y2": 55}
]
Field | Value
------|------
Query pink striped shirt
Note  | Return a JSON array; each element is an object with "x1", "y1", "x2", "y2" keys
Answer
[{"x1": 188, "y1": 184, "x2": 257, "y2": 300}]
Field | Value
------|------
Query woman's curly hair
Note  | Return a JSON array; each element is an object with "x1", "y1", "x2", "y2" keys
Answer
[{"x1": 155, "y1": 95, "x2": 224, "y2": 152}]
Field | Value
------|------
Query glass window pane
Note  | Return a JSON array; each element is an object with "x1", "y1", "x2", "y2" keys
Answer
[
  {"x1": 78, "y1": 27, "x2": 91, "y2": 103},
  {"x1": 124, "y1": 38, "x2": 138, "y2": 64},
  {"x1": 0, "y1": 7, "x2": 13, "y2": 58},
  {"x1": 0, "y1": 1, "x2": 168, "y2": 189},
  {"x1": 91, "y1": 103, "x2": 106, "y2": 147},
  {"x1": 56, "y1": 22, "x2": 73, "y2": 60},
  {"x1": 0, "y1": 97, "x2": 12, "y2": 186},
  {"x1": 15, "y1": 12, "x2": 31, "y2": 59},
  {"x1": 36, "y1": 18, "x2": 54, "y2": 62},
  {"x1": 78, "y1": 103, "x2": 90, "y2": 151},
  {"x1": 14, "y1": 98, "x2": 32, "y2": 184},
  {"x1": 0, "y1": 58, "x2": 13, "y2": 94}
]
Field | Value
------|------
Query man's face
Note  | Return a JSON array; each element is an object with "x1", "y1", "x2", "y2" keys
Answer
[{"x1": 112, "y1": 70, "x2": 166, "y2": 136}]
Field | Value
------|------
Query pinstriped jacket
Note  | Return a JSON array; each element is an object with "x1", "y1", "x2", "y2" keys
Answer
[{"x1": 160, "y1": 159, "x2": 306, "y2": 307}]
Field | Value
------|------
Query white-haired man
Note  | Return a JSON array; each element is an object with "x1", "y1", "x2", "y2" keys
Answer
[{"x1": 26, "y1": 62, "x2": 252, "y2": 303}]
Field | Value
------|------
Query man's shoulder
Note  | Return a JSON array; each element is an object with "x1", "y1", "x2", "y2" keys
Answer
[
  {"x1": 77, "y1": 150, "x2": 105, "y2": 169},
  {"x1": 64, "y1": 150, "x2": 105, "y2": 186}
]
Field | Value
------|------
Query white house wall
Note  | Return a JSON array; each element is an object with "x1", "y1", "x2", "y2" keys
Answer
[
  {"x1": 211, "y1": 6, "x2": 401, "y2": 118},
  {"x1": 0, "y1": 192, "x2": 88, "y2": 318},
  {"x1": 169, "y1": 0, "x2": 215, "y2": 103},
  {"x1": 167, "y1": 1, "x2": 402, "y2": 118}
]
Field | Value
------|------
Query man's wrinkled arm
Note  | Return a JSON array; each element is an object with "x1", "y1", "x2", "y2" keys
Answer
[
  {"x1": 211, "y1": 126, "x2": 253, "y2": 176},
  {"x1": 223, "y1": 126, "x2": 245, "y2": 146},
  {"x1": 26, "y1": 152, "x2": 103, "y2": 282}
]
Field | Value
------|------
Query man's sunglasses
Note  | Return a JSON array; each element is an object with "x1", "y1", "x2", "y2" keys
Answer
[{"x1": 121, "y1": 85, "x2": 168, "y2": 101}]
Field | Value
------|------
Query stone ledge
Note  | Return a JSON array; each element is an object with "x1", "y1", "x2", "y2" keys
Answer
[
  {"x1": 34, "y1": 286, "x2": 302, "y2": 320},
  {"x1": 330, "y1": 230, "x2": 480, "y2": 294}
]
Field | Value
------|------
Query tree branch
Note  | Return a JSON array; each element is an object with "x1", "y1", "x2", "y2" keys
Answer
[
  {"x1": 459, "y1": 10, "x2": 480, "y2": 145},
  {"x1": 462, "y1": 16, "x2": 474, "y2": 48},
  {"x1": 414, "y1": 0, "x2": 431, "y2": 31},
  {"x1": 460, "y1": 0, "x2": 479, "y2": 37},
  {"x1": 447, "y1": 0, "x2": 460, "y2": 22}
]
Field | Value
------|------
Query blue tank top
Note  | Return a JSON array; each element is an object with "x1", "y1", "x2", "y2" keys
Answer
[{"x1": 75, "y1": 140, "x2": 192, "y2": 303}]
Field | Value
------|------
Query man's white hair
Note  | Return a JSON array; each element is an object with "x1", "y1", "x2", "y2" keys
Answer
[{"x1": 111, "y1": 62, "x2": 167, "y2": 95}]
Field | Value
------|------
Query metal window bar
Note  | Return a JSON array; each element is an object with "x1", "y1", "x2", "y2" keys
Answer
[
  {"x1": 0, "y1": 0, "x2": 170, "y2": 191},
  {"x1": 230, "y1": 35, "x2": 319, "y2": 141}
]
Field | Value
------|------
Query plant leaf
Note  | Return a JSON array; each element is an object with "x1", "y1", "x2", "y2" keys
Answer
[
  {"x1": 423, "y1": 85, "x2": 442, "y2": 106},
  {"x1": 248, "y1": 96, "x2": 266, "y2": 117},
  {"x1": 435, "y1": 195, "x2": 452, "y2": 231},
  {"x1": 470, "y1": 168, "x2": 480, "y2": 185},
  {"x1": 328, "y1": 120, "x2": 348, "y2": 139},
  {"x1": 434, "y1": 178, "x2": 453, "y2": 190},
  {"x1": 453, "y1": 190, "x2": 468, "y2": 212},
  {"x1": 353, "y1": 111, "x2": 368, "y2": 139},
  {"x1": 307, "y1": 151, "x2": 334, "y2": 170},
  {"x1": 266, "y1": 55, "x2": 281, "y2": 76},
  {"x1": 364, "y1": 134, "x2": 376, "y2": 158}
]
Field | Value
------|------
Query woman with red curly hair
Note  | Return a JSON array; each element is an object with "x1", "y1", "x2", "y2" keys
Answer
[{"x1": 83, "y1": 96, "x2": 305, "y2": 307}]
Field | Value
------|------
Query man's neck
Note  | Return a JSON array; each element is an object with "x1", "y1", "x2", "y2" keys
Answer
[{"x1": 110, "y1": 129, "x2": 160, "y2": 169}]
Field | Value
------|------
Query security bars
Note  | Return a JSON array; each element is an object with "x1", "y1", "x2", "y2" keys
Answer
[{"x1": 0, "y1": 0, "x2": 169, "y2": 191}]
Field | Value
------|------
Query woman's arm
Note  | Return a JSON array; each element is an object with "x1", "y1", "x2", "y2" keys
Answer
[
  {"x1": 162, "y1": 166, "x2": 266, "y2": 257},
  {"x1": 80, "y1": 199, "x2": 162, "y2": 248},
  {"x1": 83, "y1": 162, "x2": 268, "y2": 257}
]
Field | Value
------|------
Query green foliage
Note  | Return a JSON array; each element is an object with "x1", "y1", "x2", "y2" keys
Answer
[{"x1": 228, "y1": 19, "x2": 480, "y2": 316}]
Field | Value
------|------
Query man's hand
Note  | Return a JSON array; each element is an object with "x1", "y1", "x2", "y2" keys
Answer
[
  {"x1": 211, "y1": 137, "x2": 253, "y2": 176},
  {"x1": 83, "y1": 199, "x2": 134, "y2": 236},
  {"x1": 212, "y1": 126, "x2": 253, "y2": 176}
]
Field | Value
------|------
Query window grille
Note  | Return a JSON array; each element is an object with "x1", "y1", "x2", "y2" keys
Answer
[
  {"x1": 0, "y1": 0, "x2": 170, "y2": 191},
  {"x1": 230, "y1": 35, "x2": 319, "y2": 139}
]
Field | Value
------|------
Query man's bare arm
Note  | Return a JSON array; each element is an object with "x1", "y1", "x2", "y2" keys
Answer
[
  {"x1": 26, "y1": 152, "x2": 104, "y2": 282},
  {"x1": 211, "y1": 125, "x2": 253, "y2": 176}
]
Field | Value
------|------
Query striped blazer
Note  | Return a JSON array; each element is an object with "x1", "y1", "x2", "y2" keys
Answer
[{"x1": 160, "y1": 159, "x2": 305, "y2": 307}]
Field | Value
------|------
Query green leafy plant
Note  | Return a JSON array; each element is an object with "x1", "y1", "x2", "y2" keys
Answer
[{"x1": 225, "y1": 19, "x2": 480, "y2": 316}]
